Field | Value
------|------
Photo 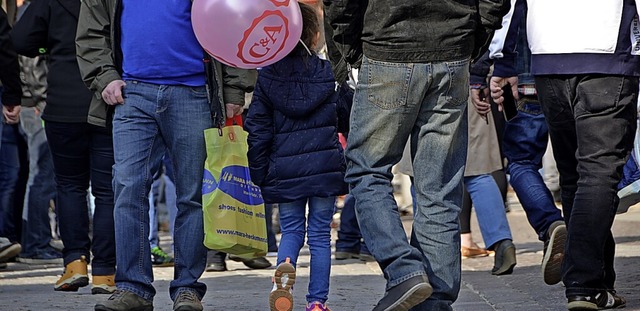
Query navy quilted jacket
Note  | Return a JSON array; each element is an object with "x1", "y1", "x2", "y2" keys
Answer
[{"x1": 245, "y1": 51, "x2": 350, "y2": 204}]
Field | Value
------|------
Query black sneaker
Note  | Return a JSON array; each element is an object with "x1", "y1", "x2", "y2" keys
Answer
[
  {"x1": 567, "y1": 290, "x2": 626, "y2": 310},
  {"x1": 173, "y1": 290, "x2": 203, "y2": 311},
  {"x1": 372, "y1": 275, "x2": 433, "y2": 311},
  {"x1": 228, "y1": 255, "x2": 272, "y2": 269},
  {"x1": 95, "y1": 289, "x2": 153, "y2": 311},
  {"x1": 151, "y1": 246, "x2": 174, "y2": 267},
  {"x1": 542, "y1": 220, "x2": 566, "y2": 285}
]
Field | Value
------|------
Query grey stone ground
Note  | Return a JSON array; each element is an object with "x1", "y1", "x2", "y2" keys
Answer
[{"x1": 1, "y1": 192, "x2": 639, "y2": 311}]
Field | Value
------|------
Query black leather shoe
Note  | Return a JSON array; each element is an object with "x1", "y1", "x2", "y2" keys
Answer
[
  {"x1": 228, "y1": 255, "x2": 272, "y2": 269},
  {"x1": 491, "y1": 239, "x2": 517, "y2": 275},
  {"x1": 205, "y1": 262, "x2": 227, "y2": 272},
  {"x1": 372, "y1": 275, "x2": 432, "y2": 311},
  {"x1": 567, "y1": 290, "x2": 626, "y2": 310}
]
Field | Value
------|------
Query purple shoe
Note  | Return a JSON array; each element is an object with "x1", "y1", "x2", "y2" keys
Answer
[{"x1": 306, "y1": 301, "x2": 331, "y2": 311}]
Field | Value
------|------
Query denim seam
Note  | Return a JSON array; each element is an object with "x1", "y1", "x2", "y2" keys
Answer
[
  {"x1": 118, "y1": 284, "x2": 154, "y2": 301},
  {"x1": 137, "y1": 108, "x2": 159, "y2": 286},
  {"x1": 387, "y1": 271, "x2": 426, "y2": 289}
]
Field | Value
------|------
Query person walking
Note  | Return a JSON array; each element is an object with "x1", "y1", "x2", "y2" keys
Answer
[
  {"x1": 76, "y1": 0, "x2": 257, "y2": 310},
  {"x1": 490, "y1": 1, "x2": 639, "y2": 309},
  {"x1": 325, "y1": 0, "x2": 510, "y2": 309},
  {"x1": 245, "y1": 4, "x2": 350, "y2": 310}
]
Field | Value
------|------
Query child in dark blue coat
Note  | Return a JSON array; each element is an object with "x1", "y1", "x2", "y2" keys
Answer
[{"x1": 244, "y1": 3, "x2": 350, "y2": 311}]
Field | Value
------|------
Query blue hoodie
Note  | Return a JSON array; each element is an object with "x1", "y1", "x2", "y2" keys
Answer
[{"x1": 245, "y1": 51, "x2": 351, "y2": 204}]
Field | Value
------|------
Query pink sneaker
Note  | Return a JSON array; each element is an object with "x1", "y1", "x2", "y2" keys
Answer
[{"x1": 306, "y1": 301, "x2": 331, "y2": 311}]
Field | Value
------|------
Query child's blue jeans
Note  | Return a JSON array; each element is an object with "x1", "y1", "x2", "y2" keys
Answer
[{"x1": 277, "y1": 196, "x2": 336, "y2": 304}]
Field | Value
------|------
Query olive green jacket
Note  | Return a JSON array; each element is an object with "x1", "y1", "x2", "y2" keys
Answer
[{"x1": 75, "y1": 0, "x2": 257, "y2": 127}]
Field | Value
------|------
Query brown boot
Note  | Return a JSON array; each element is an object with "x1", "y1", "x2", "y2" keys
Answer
[{"x1": 54, "y1": 255, "x2": 89, "y2": 291}]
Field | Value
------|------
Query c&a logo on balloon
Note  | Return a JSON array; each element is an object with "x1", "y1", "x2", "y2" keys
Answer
[{"x1": 238, "y1": 10, "x2": 290, "y2": 67}]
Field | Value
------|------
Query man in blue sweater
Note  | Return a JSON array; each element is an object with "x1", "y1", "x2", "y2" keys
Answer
[
  {"x1": 76, "y1": 0, "x2": 256, "y2": 310},
  {"x1": 491, "y1": 1, "x2": 640, "y2": 310}
]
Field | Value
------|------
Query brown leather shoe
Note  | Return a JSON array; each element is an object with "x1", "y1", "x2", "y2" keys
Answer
[{"x1": 461, "y1": 246, "x2": 489, "y2": 258}]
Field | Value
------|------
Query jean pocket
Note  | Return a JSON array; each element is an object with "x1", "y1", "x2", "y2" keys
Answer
[
  {"x1": 575, "y1": 76, "x2": 635, "y2": 117},
  {"x1": 365, "y1": 58, "x2": 413, "y2": 110},
  {"x1": 189, "y1": 86, "x2": 208, "y2": 97},
  {"x1": 444, "y1": 59, "x2": 470, "y2": 105}
]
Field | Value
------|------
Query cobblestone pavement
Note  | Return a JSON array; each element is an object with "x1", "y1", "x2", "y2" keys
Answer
[{"x1": 1, "y1": 195, "x2": 639, "y2": 311}]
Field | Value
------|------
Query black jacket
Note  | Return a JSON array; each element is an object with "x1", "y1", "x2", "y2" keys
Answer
[
  {"x1": 325, "y1": 0, "x2": 510, "y2": 64},
  {"x1": 11, "y1": 0, "x2": 92, "y2": 123},
  {"x1": 0, "y1": 8, "x2": 21, "y2": 107}
]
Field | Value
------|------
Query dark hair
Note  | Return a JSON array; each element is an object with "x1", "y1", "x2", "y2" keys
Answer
[{"x1": 296, "y1": 2, "x2": 320, "y2": 54}]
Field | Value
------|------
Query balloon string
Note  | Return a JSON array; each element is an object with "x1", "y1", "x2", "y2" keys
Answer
[{"x1": 299, "y1": 39, "x2": 312, "y2": 56}]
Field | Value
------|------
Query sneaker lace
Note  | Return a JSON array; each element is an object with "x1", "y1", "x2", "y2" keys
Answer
[
  {"x1": 108, "y1": 290, "x2": 126, "y2": 301},
  {"x1": 177, "y1": 290, "x2": 199, "y2": 303}
]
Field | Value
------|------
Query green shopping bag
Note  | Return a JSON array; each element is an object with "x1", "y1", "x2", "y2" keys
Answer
[{"x1": 202, "y1": 116, "x2": 268, "y2": 258}]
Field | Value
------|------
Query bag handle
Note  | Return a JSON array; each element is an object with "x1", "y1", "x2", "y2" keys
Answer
[{"x1": 225, "y1": 115, "x2": 243, "y2": 127}]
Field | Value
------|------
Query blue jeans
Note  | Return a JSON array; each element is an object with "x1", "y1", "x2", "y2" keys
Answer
[
  {"x1": 277, "y1": 196, "x2": 335, "y2": 304},
  {"x1": 45, "y1": 121, "x2": 115, "y2": 275},
  {"x1": 463, "y1": 175, "x2": 512, "y2": 248},
  {"x1": 502, "y1": 98, "x2": 563, "y2": 241},
  {"x1": 149, "y1": 156, "x2": 177, "y2": 250},
  {"x1": 335, "y1": 194, "x2": 369, "y2": 254},
  {"x1": 19, "y1": 108, "x2": 57, "y2": 257},
  {"x1": 346, "y1": 56, "x2": 468, "y2": 310},
  {"x1": 536, "y1": 75, "x2": 637, "y2": 297},
  {"x1": 114, "y1": 81, "x2": 212, "y2": 301},
  {"x1": 0, "y1": 121, "x2": 21, "y2": 241}
]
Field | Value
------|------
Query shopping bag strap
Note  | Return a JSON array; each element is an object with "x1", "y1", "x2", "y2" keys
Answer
[{"x1": 225, "y1": 115, "x2": 243, "y2": 127}]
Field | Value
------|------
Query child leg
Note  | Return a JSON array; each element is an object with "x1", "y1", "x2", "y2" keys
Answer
[{"x1": 306, "y1": 196, "x2": 336, "y2": 304}]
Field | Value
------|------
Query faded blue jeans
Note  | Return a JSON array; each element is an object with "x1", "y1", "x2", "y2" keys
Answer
[
  {"x1": 113, "y1": 81, "x2": 212, "y2": 301},
  {"x1": 463, "y1": 174, "x2": 512, "y2": 249},
  {"x1": 345, "y1": 56, "x2": 469, "y2": 311},
  {"x1": 19, "y1": 108, "x2": 57, "y2": 257},
  {"x1": 277, "y1": 196, "x2": 335, "y2": 304}
]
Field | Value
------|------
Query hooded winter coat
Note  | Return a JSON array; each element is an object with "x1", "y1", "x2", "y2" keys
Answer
[{"x1": 245, "y1": 51, "x2": 350, "y2": 204}]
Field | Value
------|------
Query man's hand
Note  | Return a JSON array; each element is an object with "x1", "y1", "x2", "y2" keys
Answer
[
  {"x1": 489, "y1": 76, "x2": 518, "y2": 111},
  {"x1": 3, "y1": 105, "x2": 21, "y2": 124},
  {"x1": 102, "y1": 80, "x2": 126, "y2": 105},
  {"x1": 225, "y1": 103, "x2": 244, "y2": 119},
  {"x1": 470, "y1": 87, "x2": 491, "y2": 120}
]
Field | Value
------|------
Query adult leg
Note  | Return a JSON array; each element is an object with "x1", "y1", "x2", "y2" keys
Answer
[
  {"x1": 502, "y1": 98, "x2": 563, "y2": 240},
  {"x1": 45, "y1": 122, "x2": 92, "y2": 267},
  {"x1": 112, "y1": 81, "x2": 166, "y2": 300},
  {"x1": 89, "y1": 124, "x2": 116, "y2": 277},
  {"x1": 159, "y1": 84, "x2": 212, "y2": 301},
  {"x1": 537, "y1": 75, "x2": 637, "y2": 298},
  {"x1": 19, "y1": 107, "x2": 57, "y2": 259}
]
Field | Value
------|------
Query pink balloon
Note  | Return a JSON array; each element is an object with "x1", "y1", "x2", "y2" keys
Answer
[{"x1": 192, "y1": 0, "x2": 303, "y2": 69}]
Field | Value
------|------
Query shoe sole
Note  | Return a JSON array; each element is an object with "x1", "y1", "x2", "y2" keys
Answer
[
  {"x1": 91, "y1": 285, "x2": 116, "y2": 295},
  {"x1": 55, "y1": 275, "x2": 89, "y2": 292},
  {"x1": 381, "y1": 282, "x2": 433, "y2": 311},
  {"x1": 492, "y1": 244, "x2": 517, "y2": 276},
  {"x1": 334, "y1": 252, "x2": 359, "y2": 260},
  {"x1": 542, "y1": 224, "x2": 567, "y2": 285},
  {"x1": 269, "y1": 262, "x2": 296, "y2": 311},
  {"x1": 95, "y1": 305, "x2": 153, "y2": 311},
  {"x1": 16, "y1": 257, "x2": 63, "y2": 264},
  {"x1": 616, "y1": 188, "x2": 640, "y2": 214},
  {"x1": 567, "y1": 300, "x2": 598, "y2": 310},
  {"x1": 0, "y1": 244, "x2": 21, "y2": 262}
]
